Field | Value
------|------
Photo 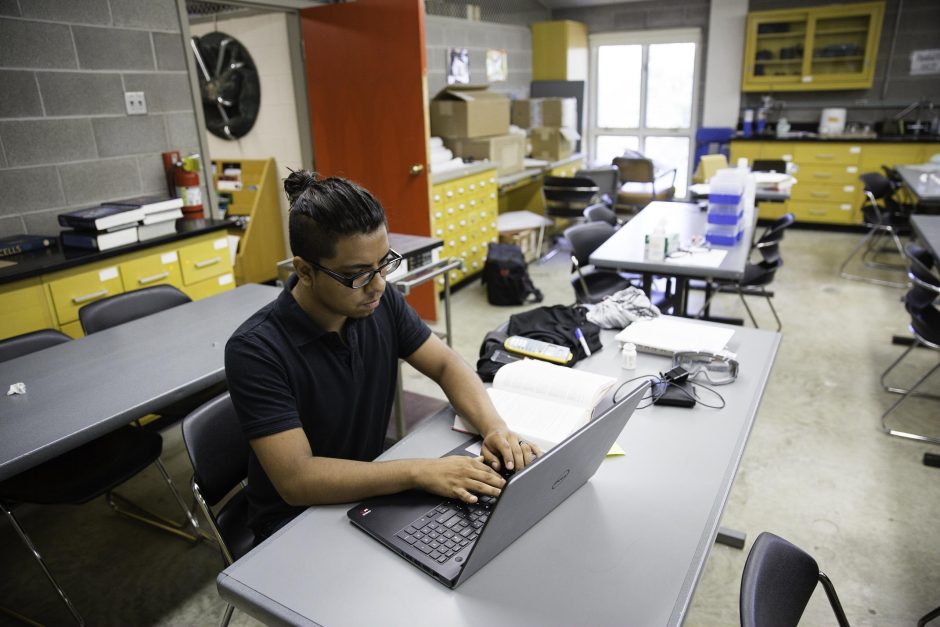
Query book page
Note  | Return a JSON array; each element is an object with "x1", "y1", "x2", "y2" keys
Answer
[
  {"x1": 493, "y1": 359, "x2": 616, "y2": 409},
  {"x1": 488, "y1": 387, "x2": 590, "y2": 451}
]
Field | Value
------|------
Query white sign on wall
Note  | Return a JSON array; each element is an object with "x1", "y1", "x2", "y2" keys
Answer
[{"x1": 910, "y1": 49, "x2": 940, "y2": 75}]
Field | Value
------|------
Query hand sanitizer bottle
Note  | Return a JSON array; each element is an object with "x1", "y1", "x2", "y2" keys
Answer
[{"x1": 646, "y1": 220, "x2": 667, "y2": 261}]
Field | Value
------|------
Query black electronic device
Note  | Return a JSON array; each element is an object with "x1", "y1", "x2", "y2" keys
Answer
[{"x1": 652, "y1": 380, "x2": 696, "y2": 408}]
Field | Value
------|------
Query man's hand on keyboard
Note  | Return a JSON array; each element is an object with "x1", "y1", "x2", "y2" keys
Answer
[
  {"x1": 414, "y1": 455, "x2": 506, "y2": 505},
  {"x1": 481, "y1": 427, "x2": 542, "y2": 474}
]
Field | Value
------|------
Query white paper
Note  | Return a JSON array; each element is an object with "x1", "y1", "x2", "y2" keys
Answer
[
  {"x1": 218, "y1": 273, "x2": 234, "y2": 286},
  {"x1": 214, "y1": 237, "x2": 228, "y2": 250},
  {"x1": 161, "y1": 251, "x2": 178, "y2": 264},
  {"x1": 7, "y1": 382, "x2": 26, "y2": 395},
  {"x1": 911, "y1": 49, "x2": 940, "y2": 76},
  {"x1": 98, "y1": 267, "x2": 118, "y2": 281}
]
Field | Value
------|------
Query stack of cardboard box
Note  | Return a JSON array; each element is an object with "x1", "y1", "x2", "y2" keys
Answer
[
  {"x1": 511, "y1": 98, "x2": 579, "y2": 162},
  {"x1": 430, "y1": 85, "x2": 524, "y2": 176}
]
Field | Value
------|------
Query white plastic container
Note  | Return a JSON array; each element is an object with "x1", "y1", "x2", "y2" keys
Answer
[
  {"x1": 621, "y1": 343, "x2": 637, "y2": 370},
  {"x1": 645, "y1": 220, "x2": 667, "y2": 261}
]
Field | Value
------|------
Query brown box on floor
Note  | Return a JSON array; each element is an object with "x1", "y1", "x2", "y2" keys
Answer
[
  {"x1": 444, "y1": 134, "x2": 525, "y2": 176},
  {"x1": 529, "y1": 127, "x2": 579, "y2": 161},
  {"x1": 430, "y1": 85, "x2": 510, "y2": 139}
]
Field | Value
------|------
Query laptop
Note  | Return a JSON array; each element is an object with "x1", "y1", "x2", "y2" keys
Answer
[
  {"x1": 614, "y1": 315, "x2": 735, "y2": 356},
  {"x1": 346, "y1": 382, "x2": 648, "y2": 588}
]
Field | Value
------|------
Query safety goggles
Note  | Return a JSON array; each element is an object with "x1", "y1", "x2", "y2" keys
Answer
[{"x1": 672, "y1": 351, "x2": 739, "y2": 385}]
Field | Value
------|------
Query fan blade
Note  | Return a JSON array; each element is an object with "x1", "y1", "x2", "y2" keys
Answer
[{"x1": 190, "y1": 37, "x2": 212, "y2": 82}]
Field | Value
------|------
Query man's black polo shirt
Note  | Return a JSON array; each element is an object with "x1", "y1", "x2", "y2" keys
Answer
[{"x1": 225, "y1": 275, "x2": 431, "y2": 541}]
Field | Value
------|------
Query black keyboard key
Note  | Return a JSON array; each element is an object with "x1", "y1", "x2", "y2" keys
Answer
[
  {"x1": 430, "y1": 550, "x2": 441, "y2": 560},
  {"x1": 444, "y1": 516, "x2": 460, "y2": 529},
  {"x1": 435, "y1": 509, "x2": 456, "y2": 524},
  {"x1": 443, "y1": 530, "x2": 455, "y2": 539},
  {"x1": 437, "y1": 554, "x2": 449, "y2": 563},
  {"x1": 459, "y1": 527, "x2": 473, "y2": 538},
  {"x1": 416, "y1": 542, "x2": 432, "y2": 554},
  {"x1": 429, "y1": 541, "x2": 441, "y2": 550}
]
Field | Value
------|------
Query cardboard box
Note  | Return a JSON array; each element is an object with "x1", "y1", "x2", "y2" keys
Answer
[
  {"x1": 529, "y1": 127, "x2": 579, "y2": 161},
  {"x1": 444, "y1": 133, "x2": 525, "y2": 176},
  {"x1": 430, "y1": 85, "x2": 510, "y2": 139},
  {"x1": 499, "y1": 229, "x2": 539, "y2": 263},
  {"x1": 511, "y1": 97, "x2": 577, "y2": 129}
]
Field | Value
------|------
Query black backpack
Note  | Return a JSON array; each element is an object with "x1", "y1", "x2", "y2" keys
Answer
[{"x1": 481, "y1": 243, "x2": 544, "y2": 306}]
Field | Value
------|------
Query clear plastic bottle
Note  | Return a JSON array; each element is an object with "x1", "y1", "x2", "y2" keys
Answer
[
  {"x1": 646, "y1": 220, "x2": 666, "y2": 261},
  {"x1": 621, "y1": 343, "x2": 637, "y2": 370}
]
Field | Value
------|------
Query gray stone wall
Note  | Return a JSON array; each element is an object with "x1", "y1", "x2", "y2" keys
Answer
[{"x1": 0, "y1": 0, "x2": 199, "y2": 237}]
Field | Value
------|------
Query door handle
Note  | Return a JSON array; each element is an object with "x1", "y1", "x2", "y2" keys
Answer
[{"x1": 410, "y1": 164, "x2": 424, "y2": 176}]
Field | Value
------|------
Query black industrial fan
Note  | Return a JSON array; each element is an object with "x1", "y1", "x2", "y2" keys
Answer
[{"x1": 190, "y1": 32, "x2": 261, "y2": 140}]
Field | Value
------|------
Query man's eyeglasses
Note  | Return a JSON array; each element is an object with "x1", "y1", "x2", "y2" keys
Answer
[
  {"x1": 308, "y1": 250, "x2": 403, "y2": 289},
  {"x1": 672, "y1": 351, "x2": 739, "y2": 385}
]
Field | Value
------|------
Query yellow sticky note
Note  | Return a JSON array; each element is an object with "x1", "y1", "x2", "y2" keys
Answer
[{"x1": 606, "y1": 443, "x2": 625, "y2": 457}]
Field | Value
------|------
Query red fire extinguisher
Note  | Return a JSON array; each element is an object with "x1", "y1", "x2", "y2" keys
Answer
[{"x1": 174, "y1": 156, "x2": 204, "y2": 219}]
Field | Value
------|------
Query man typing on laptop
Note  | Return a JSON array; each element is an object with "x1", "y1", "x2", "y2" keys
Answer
[{"x1": 225, "y1": 171, "x2": 540, "y2": 546}]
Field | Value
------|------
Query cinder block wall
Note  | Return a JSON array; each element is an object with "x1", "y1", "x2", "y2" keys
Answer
[{"x1": 0, "y1": 0, "x2": 200, "y2": 237}]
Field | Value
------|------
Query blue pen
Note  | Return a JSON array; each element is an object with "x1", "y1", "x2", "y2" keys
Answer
[{"x1": 575, "y1": 327, "x2": 592, "y2": 357}]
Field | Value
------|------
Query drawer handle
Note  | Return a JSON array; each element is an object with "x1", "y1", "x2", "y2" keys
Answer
[
  {"x1": 72, "y1": 289, "x2": 108, "y2": 304},
  {"x1": 809, "y1": 210, "x2": 827, "y2": 216},
  {"x1": 810, "y1": 191, "x2": 829, "y2": 198},
  {"x1": 813, "y1": 172, "x2": 832, "y2": 179},
  {"x1": 815, "y1": 154, "x2": 834, "y2": 160},
  {"x1": 138, "y1": 271, "x2": 170, "y2": 285},
  {"x1": 195, "y1": 257, "x2": 222, "y2": 269}
]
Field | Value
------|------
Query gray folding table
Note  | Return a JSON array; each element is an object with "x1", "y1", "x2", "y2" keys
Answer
[
  {"x1": 218, "y1": 321, "x2": 780, "y2": 627},
  {"x1": 896, "y1": 165, "x2": 940, "y2": 206},
  {"x1": 912, "y1": 215, "x2": 940, "y2": 259}
]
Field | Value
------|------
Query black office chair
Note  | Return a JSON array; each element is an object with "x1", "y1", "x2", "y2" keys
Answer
[
  {"x1": 752, "y1": 159, "x2": 788, "y2": 173},
  {"x1": 838, "y1": 172, "x2": 911, "y2": 288},
  {"x1": 740, "y1": 532, "x2": 850, "y2": 627},
  {"x1": 79, "y1": 284, "x2": 192, "y2": 334},
  {"x1": 0, "y1": 329, "x2": 199, "y2": 626},
  {"x1": 879, "y1": 243, "x2": 940, "y2": 445},
  {"x1": 576, "y1": 165, "x2": 620, "y2": 208},
  {"x1": 563, "y1": 222, "x2": 638, "y2": 304},
  {"x1": 181, "y1": 393, "x2": 254, "y2": 627},
  {"x1": 79, "y1": 285, "x2": 225, "y2": 431},
  {"x1": 583, "y1": 203, "x2": 620, "y2": 227},
  {"x1": 696, "y1": 213, "x2": 795, "y2": 331},
  {"x1": 542, "y1": 175, "x2": 600, "y2": 260}
]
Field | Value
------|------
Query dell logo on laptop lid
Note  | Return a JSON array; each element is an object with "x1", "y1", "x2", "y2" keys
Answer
[{"x1": 552, "y1": 469, "x2": 570, "y2": 490}]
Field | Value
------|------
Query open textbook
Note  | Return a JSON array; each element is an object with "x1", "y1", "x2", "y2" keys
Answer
[{"x1": 453, "y1": 359, "x2": 617, "y2": 452}]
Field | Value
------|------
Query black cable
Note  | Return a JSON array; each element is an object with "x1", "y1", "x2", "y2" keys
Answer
[{"x1": 612, "y1": 374, "x2": 726, "y2": 410}]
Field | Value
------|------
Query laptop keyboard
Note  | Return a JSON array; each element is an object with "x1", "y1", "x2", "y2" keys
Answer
[{"x1": 395, "y1": 495, "x2": 497, "y2": 564}]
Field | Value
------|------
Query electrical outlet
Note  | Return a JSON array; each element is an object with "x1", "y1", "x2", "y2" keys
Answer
[{"x1": 125, "y1": 91, "x2": 147, "y2": 115}]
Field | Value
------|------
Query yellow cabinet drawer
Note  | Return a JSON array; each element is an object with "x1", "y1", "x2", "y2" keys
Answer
[
  {"x1": 760, "y1": 143, "x2": 797, "y2": 162},
  {"x1": 47, "y1": 265, "x2": 124, "y2": 325},
  {"x1": 0, "y1": 279, "x2": 56, "y2": 340},
  {"x1": 794, "y1": 144, "x2": 862, "y2": 165},
  {"x1": 756, "y1": 201, "x2": 786, "y2": 221},
  {"x1": 858, "y1": 143, "x2": 928, "y2": 172},
  {"x1": 119, "y1": 250, "x2": 183, "y2": 292},
  {"x1": 798, "y1": 164, "x2": 861, "y2": 186},
  {"x1": 730, "y1": 143, "x2": 762, "y2": 166},
  {"x1": 60, "y1": 320, "x2": 84, "y2": 339},
  {"x1": 792, "y1": 183, "x2": 859, "y2": 204},
  {"x1": 178, "y1": 236, "x2": 232, "y2": 285},
  {"x1": 180, "y1": 272, "x2": 235, "y2": 301},
  {"x1": 789, "y1": 200, "x2": 856, "y2": 224}
]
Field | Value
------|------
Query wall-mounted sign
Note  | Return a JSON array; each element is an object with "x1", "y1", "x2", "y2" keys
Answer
[
  {"x1": 910, "y1": 49, "x2": 940, "y2": 76},
  {"x1": 486, "y1": 49, "x2": 508, "y2": 82},
  {"x1": 447, "y1": 48, "x2": 470, "y2": 85}
]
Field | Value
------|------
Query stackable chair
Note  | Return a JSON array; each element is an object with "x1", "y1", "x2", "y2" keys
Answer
[
  {"x1": 696, "y1": 213, "x2": 795, "y2": 331},
  {"x1": 879, "y1": 243, "x2": 940, "y2": 445},
  {"x1": 0, "y1": 329, "x2": 199, "y2": 626},
  {"x1": 181, "y1": 393, "x2": 254, "y2": 627},
  {"x1": 740, "y1": 532, "x2": 850, "y2": 627},
  {"x1": 583, "y1": 203, "x2": 620, "y2": 227},
  {"x1": 541, "y1": 175, "x2": 600, "y2": 260},
  {"x1": 575, "y1": 165, "x2": 620, "y2": 208},
  {"x1": 752, "y1": 159, "x2": 788, "y2": 173},
  {"x1": 838, "y1": 172, "x2": 911, "y2": 288},
  {"x1": 563, "y1": 222, "x2": 638, "y2": 304},
  {"x1": 611, "y1": 156, "x2": 676, "y2": 214}
]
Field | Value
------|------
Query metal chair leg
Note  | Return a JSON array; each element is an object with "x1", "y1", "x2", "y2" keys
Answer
[
  {"x1": 839, "y1": 225, "x2": 908, "y2": 287},
  {"x1": 881, "y1": 339, "x2": 940, "y2": 401},
  {"x1": 762, "y1": 287, "x2": 782, "y2": 332},
  {"x1": 818, "y1": 571, "x2": 850, "y2": 627},
  {"x1": 1, "y1": 502, "x2": 86, "y2": 626},
  {"x1": 219, "y1": 602, "x2": 235, "y2": 627},
  {"x1": 106, "y1": 458, "x2": 203, "y2": 542},
  {"x1": 736, "y1": 287, "x2": 760, "y2": 329},
  {"x1": 881, "y1": 361, "x2": 940, "y2": 445}
]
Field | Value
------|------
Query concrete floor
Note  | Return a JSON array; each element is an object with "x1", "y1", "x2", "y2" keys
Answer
[{"x1": 1, "y1": 227, "x2": 938, "y2": 626}]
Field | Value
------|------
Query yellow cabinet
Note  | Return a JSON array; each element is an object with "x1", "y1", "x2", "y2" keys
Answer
[
  {"x1": 178, "y1": 236, "x2": 232, "y2": 285},
  {"x1": 120, "y1": 250, "x2": 183, "y2": 292},
  {"x1": 46, "y1": 264, "x2": 124, "y2": 327},
  {"x1": 742, "y1": 2, "x2": 884, "y2": 92},
  {"x1": 0, "y1": 279, "x2": 56, "y2": 341},
  {"x1": 180, "y1": 272, "x2": 235, "y2": 301}
]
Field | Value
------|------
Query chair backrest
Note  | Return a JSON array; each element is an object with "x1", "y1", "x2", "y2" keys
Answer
[
  {"x1": 576, "y1": 165, "x2": 620, "y2": 199},
  {"x1": 583, "y1": 203, "x2": 618, "y2": 227},
  {"x1": 754, "y1": 212, "x2": 795, "y2": 265},
  {"x1": 612, "y1": 157, "x2": 655, "y2": 184},
  {"x1": 697, "y1": 154, "x2": 729, "y2": 182},
  {"x1": 543, "y1": 176, "x2": 600, "y2": 217},
  {"x1": 859, "y1": 172, "x2": 893, "y2": 200},
  {"x1": 740, "y1": 532, "x2": 849, "y2": 627},
  {"x1": 181, "y1": 393, "x2": 253, "y2": 562},
  {"x1": 79, "y1": 285, "x2": 191, "y2": 334},
  {"x1": 564, "y1": 222, "x2": 616, "y2": 267},
  {"x1": 752, "y1": 159, "x2": 787, "y2": 173},
  {"x1": 903, "y1": 243, "x2": 940, "y2": 324},
  {"x1": 0, "y1": 329, "x2": 70, "y2": 363}
]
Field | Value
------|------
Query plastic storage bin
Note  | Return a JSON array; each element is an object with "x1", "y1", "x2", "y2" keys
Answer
[{"x1": 706, "y1": 223, "x2": 744, "y2": 246}]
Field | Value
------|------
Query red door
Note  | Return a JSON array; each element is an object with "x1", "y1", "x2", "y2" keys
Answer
[{"x1": 301, "y1": 0, "x2": 435, "y2": 319}]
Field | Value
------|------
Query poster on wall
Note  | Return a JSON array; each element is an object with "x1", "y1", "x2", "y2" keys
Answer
[
  {"x1": 910, "y1": 49, "x2": 940, "y2": 75},
  {"x1": 447, "y1": 48, "x2": 470, "y2": 85},
  {"x1": 486, "y1": 49, "x2": 508, "y2": 82}
]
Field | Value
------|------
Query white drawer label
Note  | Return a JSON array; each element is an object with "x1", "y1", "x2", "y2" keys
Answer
[
  {"x1": 782, "y1": 154, "x2": 793, "y2": 161},
  {"x1": 843, "y1": 185, "x2": 855, "y2": 193},
  {"x1": 214, "y1": 238, "x2": 228, "y2": 250},
  {"x1": 161, "y1": 251, "x2": 178, "y2": 264},
  {"x1": 802, "y1": 75, "x2": 813, "y2": 82},
  {"x1": 99, "y1": 267, "x2": 118, "y2": 281},
  {"x1": 218, "y1": 273, "x2": 234, "y2": 286},
  {"x1": 841, "y1": 204, "x2": 852, "y2": 210},
  {"x1": 849, "y1": 146, "x2": 861, "y2": 154},
  {"x1": 847, "y1": 166, "x2": 858, "y2": 173}
]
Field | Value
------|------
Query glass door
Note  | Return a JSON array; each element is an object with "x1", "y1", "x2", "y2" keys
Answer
[{"x1": 589, "y1": 29, "x2": 700, "y2": 197}]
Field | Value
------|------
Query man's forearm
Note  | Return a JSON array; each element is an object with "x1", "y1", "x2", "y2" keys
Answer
[
  {"x1": 279, "y1": 456, "x2": 421, "y2": 506},
  {"x1": 436, "y1": 354, "x2": 507, "y2": 437}
]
